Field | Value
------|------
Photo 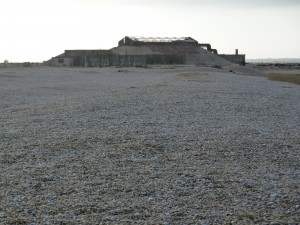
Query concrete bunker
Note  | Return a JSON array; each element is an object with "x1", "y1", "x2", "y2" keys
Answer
[{"x1": 48, "y1": 36, "x2": 245, "y2": 67}]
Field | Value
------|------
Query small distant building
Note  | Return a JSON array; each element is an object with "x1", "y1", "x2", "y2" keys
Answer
[
  {"x1": 48, "y1": 36, "x2": 245, "y2": 67},
  {"x1": 50, "y1": 53, "x2": 73, "y2": 67}
]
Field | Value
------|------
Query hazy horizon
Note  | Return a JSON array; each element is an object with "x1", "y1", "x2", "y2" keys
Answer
[{"x1": 1, "y1": 0, "x2": 299, "y2": 62}]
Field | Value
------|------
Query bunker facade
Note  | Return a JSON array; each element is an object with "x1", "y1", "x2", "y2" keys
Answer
[{"x1": 48, "y1": 36, "x2": 245, "y2": 67}]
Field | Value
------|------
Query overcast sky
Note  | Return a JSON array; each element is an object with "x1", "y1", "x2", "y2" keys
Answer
[{"x1": 0, "y1": 0, "x2": 299, "y2": 62}]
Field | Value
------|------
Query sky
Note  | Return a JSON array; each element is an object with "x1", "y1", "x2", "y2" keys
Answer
[{"x1": 0, "y1": 0, "x2": 299, "y2": 62}]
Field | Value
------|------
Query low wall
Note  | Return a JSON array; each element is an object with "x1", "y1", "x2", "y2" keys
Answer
[{"x1": 219, "y1": 54, "x2": 245, "y2": 65}]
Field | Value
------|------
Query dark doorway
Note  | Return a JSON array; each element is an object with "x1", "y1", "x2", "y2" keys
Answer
[{"x1": 73, "y1": 57, "x2": 80, "y2": 66}]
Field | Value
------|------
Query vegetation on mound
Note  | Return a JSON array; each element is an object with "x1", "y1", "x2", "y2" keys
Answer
[{"x1": 266, "y1": 73, "x2": 300, "y2": 85}]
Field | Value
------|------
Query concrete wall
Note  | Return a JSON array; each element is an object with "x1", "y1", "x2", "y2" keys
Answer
[
  {"x1": 87, "y1": 55, "x2": 146, "y2": 67},
  {"x1": 118, "y1": 55, "x2": 146, "y2": 67},
  {"x1": 218, "y1": 54, "x2": 246, "y2": 65},
  {"x1": 146, "y1": 54, "x2": 186, "y2": 65},
  {"x1": 61, "y1": 50, "x2": 147, "y2": 67},
  {"x1": 51, "y1": 47, "x2": 245, "y2": 67},
  {"x1": 64, "y1": 50, "x2": 111, "y2": 67},
  {"x1": 50, "y1": 52, "x2": 244, "y2": 67}
]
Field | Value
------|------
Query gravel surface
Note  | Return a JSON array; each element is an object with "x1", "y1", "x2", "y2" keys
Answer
[{"x1": 0, "y1": 66, "x2": 299, "y2": 224}]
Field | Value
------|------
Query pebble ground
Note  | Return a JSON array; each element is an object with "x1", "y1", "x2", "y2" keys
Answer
[{"x1": 0, "y1": 66, "x2": 299, "y2": 224}]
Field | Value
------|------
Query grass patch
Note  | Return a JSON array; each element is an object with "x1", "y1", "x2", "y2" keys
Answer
[
  {"x1": 267, "y1": 73, "x2": 300, "y2": 85},
  {"x1": 178, "y1": 72, "x2": 208, "y2": 77}
]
